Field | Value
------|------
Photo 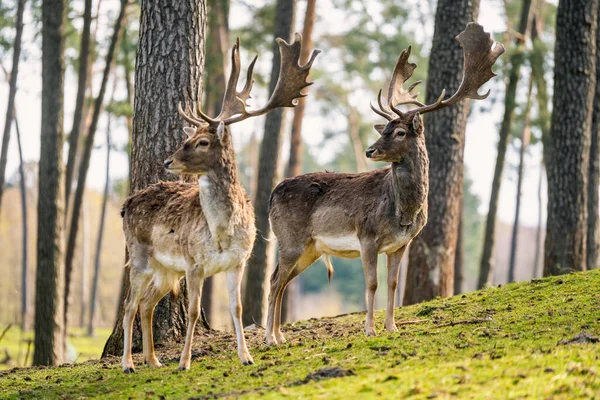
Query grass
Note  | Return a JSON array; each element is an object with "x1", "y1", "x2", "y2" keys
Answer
[
  {"x1": 0, "y1": 327, "x2": 112, "y2": 370},
  {"x1": 1, "y1": 270, "x2": 599, "y2": 399}
]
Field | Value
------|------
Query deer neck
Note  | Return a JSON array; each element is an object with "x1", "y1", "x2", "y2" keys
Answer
[
  {"x1": 388, "y1": 140, "x2": 429, "y2": 226},
  {"x1": 197, "y1": 149, "x2": 243, "y2": 250}
]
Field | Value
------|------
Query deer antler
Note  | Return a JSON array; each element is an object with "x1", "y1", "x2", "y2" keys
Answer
[
  {"x1": 371, "y1": 23, "x2": 504, "y2": 121},
  {"x1": 410, "y1": 23, "x2": 505, "y2": 115},
  {"x1": 178, "y1": 34, "x2": 320, "y2": 128},
  {"x1": 222, "y1": 33, "x2": 321, "y2": 125}
]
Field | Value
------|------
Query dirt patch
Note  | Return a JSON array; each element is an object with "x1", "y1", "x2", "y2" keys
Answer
[
  {"x1": 558, "y1": 332, "x2": 599, "y2": 345},
  {"x1": 298, "y1": 367, "x2": 355, "y2": 384}
]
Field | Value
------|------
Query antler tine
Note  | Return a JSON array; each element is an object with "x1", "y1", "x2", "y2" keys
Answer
[
  {"x1": 372, "y1": 89, "x2": 393, "y2": 120},
  {"x1": 410, "y1": 23, "x2": 505, "y2": 115},
  {"x1": 215, "y1": 38, "x2": 258, "y2": 121},
  {"x1": 222, "y1": 32, "x2": 321, "y2": 125},
  {"x1": 387, "y1": 46, "x2": 423, "y2": 107},
  {"x1": 178, "y1": 102, "x2": 209, "y2": 127}
]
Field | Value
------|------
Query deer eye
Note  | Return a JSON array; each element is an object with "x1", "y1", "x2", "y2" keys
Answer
[
  {"x1": 197, "y1": 139, "x2": 210, "y2": 148},
  {"x1": 396, "y1": 129, "x2": 406, "y2": 137}
]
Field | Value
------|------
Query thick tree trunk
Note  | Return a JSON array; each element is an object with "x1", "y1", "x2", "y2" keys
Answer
[
  {"x1": 64, "y1": 0, "x2": 128, "y2": 343},
  {"x1": 454, "y1": 208, "x2": 464, "y2": 295},
  {"x1": 33, "y1": 0, "x2": 66, "y2": 366},
  {"x1": 243, "y1": 0, "x2": 296, "y2": 326},
  {"x1": 202, "y1": 0, "x2": 230, "y2": 324},
  {"x1": 64, "y1": 0, "x2": 93, "y2": 215},
  {"x1": 587, "y1": 4, "x2": 600, "y2": 271},
  {"x1": 0, "y1": 0, "x2": 25, "y2": 217},
  {"x1": 282, "y1": 0, "x2": 316, "y2": 323},
  {"x1": 15, "y1": 115, "x2": 28, "y2": 331},
  {"x1": 103, "y1": 0, "x2": 208, "y2": 357},
  {"x1": 477, "y1": 0, "x2": 532, "y2": 289},
  {"x1": 508, "y1": 77, "x2": 533, "y2": 283},
  {"x1": 403, "y1": 0, "x2": 478, "y2": 305},
  {"x1": 88, "y1": 106, "x2": 112, "y2": 337},
  {"x1": 544, "y1": 0, "x2": 599, "y2": 276}
]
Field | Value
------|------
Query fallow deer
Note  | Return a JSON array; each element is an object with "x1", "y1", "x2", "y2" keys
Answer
[
  {"x1": 266, "y1": 23, "x2": 504, "y2": 345},
  {"x1": 120, "y1": 34, "x2": 319, "y2": 372}
]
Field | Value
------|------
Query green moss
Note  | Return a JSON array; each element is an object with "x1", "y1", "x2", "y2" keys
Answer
[{"x1": 1, "y1": 271, "x2": 599, "y2": 399}]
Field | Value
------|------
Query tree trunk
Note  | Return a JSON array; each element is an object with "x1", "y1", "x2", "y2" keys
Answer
[
  {"x1": 0, "y1": 0, "x2": 25, "y2": 217},
  {"x1": 80, "y1": 200, "x2": 89, "y2": 328},
  {"x1": 544, "y1": 0, "x2": 599, "y2": 276},
  {"x1": 103, "y1": 0, "x2": 208, "y2": 357},
  {"x1": 282, "y1": 0, "x2": 316, "y2": 323},
  {"x1": 88, "y1": 103, "x2": 112, "y2": 337},
  {"x1": 64, "y1": 0, "x2": 128, "y2": 343},
  {"x1": 403, "y1": 0, "x2": 478, "y2": 305},
  {"x1": 454, "y1": 208, "x2": 464, "y2": 295},
  {"x1": 533, "y1": 161, "x2": 544, "y2": 278},
  {"x1": 587, "y1": 3, "x2": 600, "y2": 271},
  {"x1": 242, "y1": 0, "x2": 296, "y2": 326},
  {"x1": 15, "y1": 114, "x2": 28, "y2": 331},
  {"x1": 202, "y1": 0, "x2": 230, "y2": 324},
  {"x1": 477, "y1": 0, "x2": 532, "y2": 289},
  {"x1": 508, "y1": 77, "x2": 533, "y2": 283},
  {"x1": 64, "y1": 0, "x2": 93, "y2": 216},
  {"x1": 34, "y1": 0, "x2": 66, "y2": 366},
  {"x1": 347, "y1": 107, "x2": 367, "y2": 173}
]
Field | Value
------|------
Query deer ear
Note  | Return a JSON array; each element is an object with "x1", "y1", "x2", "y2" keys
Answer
[
  {"x1": 411, "y1": 113, "x2": 421, "y2": 133},
  {"x1": 374, "y1": 124, "x2": 386, "y2": 135},
  {"x1": 183, "y1": 126, "x2": 196, "y2": 138},
  {"x1": 216, "y1": 121, "x2": 229, "y2": 144}
]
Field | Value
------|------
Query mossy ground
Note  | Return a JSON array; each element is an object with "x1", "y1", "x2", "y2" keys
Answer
[{"x1": 1, "y1": 271, "x2": 599, "y2": 399}]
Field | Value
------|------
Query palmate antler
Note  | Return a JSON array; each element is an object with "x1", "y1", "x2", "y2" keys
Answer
[
  {"x1": 371, "y1": 23, "x2": 505, "y2": 121},
  {"x1": 179, "y1": 33, "x2": 320, "y2": 127}
]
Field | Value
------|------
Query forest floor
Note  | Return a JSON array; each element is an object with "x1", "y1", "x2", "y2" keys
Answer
[{"x1": 1, "y1": 270, "x2": 599, "y2": 399}]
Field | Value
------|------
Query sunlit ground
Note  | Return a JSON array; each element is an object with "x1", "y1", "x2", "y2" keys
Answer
[{"x1": 0, "y1": 326, "x2": 111, "y2": 370}]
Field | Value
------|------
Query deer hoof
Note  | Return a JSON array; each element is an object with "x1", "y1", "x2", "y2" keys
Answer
[
  {"x1": 385, "y1": 323, "x2": 399, "y2": 333},
  {"x1": 178, "y1": 364, "x2": 190, "y2": 371},
  {"x1": 123, "y1": 367, "x2": 135, "y2": 374},
  {"x1": 242, "y1": 359, "x2": 254, "y2": 366}
]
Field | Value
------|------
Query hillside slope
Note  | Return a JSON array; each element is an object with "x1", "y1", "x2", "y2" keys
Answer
[{"x1": 1, "y1": 270, "x2": 599, "y2": 399}]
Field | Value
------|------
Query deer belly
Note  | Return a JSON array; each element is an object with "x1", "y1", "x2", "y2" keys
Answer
[
  {"x1": 315, "y1": 235, "x2": 361, "y2": 258},
  {"x1": 380, "y1": 232, "x2": 413, "y2": 254},
  {"x1": 153, "y1": 251, "x2": 189, "y2": 272}
]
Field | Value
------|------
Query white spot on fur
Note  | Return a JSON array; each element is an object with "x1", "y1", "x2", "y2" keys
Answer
[{"x1": 198, "y1": 175, "x2": 210, "y2": 189}]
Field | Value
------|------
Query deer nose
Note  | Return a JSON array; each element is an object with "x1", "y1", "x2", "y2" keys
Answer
[
  {"x1": 164, "y1": 159, "x2": 174, "y2": 169},
  {"x1": 365, "y1": 148, "x2": 376, "y2": 158}
]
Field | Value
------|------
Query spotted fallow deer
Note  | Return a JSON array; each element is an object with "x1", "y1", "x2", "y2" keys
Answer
[
  {"x1": 266, "y1": 23, "x2": 504, "y2": 345},
  {"x1": 120, "y1": 34, "x2": 319, "y2": 372}
]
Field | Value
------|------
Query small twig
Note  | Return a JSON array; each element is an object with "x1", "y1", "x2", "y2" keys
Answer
[
  {"x1": 252, "y1": 317, "x2": 265, "y2": 330},
  {"x1": 0, "y1": 324, "x2": 13, "y2": 345},
  {"x1": 435, "y1": 317, "x2": 492, "y2": 328},
  {"x1": 397, "y1": 319, "x2": 428, "y2": 326},
  {"x1": 24, "y1": 339, "x2": 32, "y2": 367}
]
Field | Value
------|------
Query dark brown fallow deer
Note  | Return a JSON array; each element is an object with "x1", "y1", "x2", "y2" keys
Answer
[
  {"x1": 266, "y1": 23, "x2": 504, "y2": 345},
  {"x1": 120, "y1": 34, "x2": 319, "y2": 372}
]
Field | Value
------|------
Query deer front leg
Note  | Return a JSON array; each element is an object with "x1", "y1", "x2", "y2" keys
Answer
[
  {"x1": 385, "y1": 245, "x2": 407, "y2": 333},
  {"x1": 360, "y1": 242, "x2": 379, "y2": 337},
  {"x1": 179, "y1": 269, "x2": 203, "y2": 371},
  {"x1": 227, "y1": 265, "x2": 254, "y2": 365}
]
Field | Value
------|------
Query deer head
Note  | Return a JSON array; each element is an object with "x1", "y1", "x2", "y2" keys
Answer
[
  {"x1": 366, "y1": 23, "x2": 504, "y2": 163},
  {"x1": 164, "y1": 34, "x2": 320, "y2": 175}
]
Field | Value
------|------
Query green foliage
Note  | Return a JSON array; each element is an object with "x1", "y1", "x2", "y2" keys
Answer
[{"x1": 2, "y1": 270, "x2": 599, "y2": 398}]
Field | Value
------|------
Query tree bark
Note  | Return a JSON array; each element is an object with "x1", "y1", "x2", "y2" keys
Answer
[
  {"x1": 0, "y1": 0, "x2": 26, "y2": 217},
  {"x1": 243, "y1": 0, "x2": 296, "y2": 326},
  {"x1": 34, "y1": 0, "x2": 66, "y2": 366},
  {"x1": 544, "y1": 0, "x2": 599, "y2": 276},
  {"x1": 508, "y1": 77, "x2": 533, "y2": 283},
  {"x1": 477, "y1": 0, "x2": 532, "y2": 289},
  {"x1": 103, "y1": 0, "x2": 208, "y2": 357},
  {"x1": 15, "y1": 115, "x2": 28, "y2": 331},
  {"x1": 454, "y1": 207, "x2": 464, "y2": 295},
  {"x1": 587, "y1": 3, "x2": 600, "y2": 271},
  {"x1": 64, "y1": 0, "x2": 93, "y2": 216},
  {"x1": 533, "y1": 161, "x2": 544, "y2": 278},
  {"x1": 88, "y1": 100, "x2": 113, "y2": 337},
  {"x1": 282, "y1": 0, "x2": 316, "y2": 323},
  {"x1": 64, "y1": 0, "x2": 128, "y2": 343},
  {"x1": 347, "y1": 107, "x2": 367, "y2": 173},
  {"x1": 403, "y1": 0, "x2": 478, "y2": 305}
]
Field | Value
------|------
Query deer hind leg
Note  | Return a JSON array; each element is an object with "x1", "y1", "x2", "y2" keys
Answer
[
  {"x1": 139, "y1": 270, "x2": 173, "y2": 368},
  {"x1": 227, "y1": 264, "x2": 253, "y2": 365},
  {"x1": 179, "y1": 268, "x2": 203, "y2": 371},
  {"x1": 385, "y1": 245, "x2": 407, "y2": 333},
  {"x1": 360, "y1": 242, "x2": 379, "y2": 337},
  {"x1": 122, "y1": 255, "x2": 152, "y2": 373},
  {"x1": 269, "y1": 246, "x2": 319, "y2": 345}
]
